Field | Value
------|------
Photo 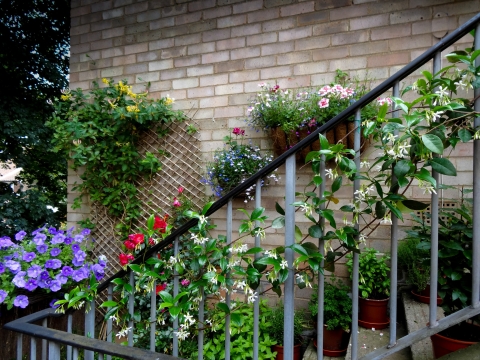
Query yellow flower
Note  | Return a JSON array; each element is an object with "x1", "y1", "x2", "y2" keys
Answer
[
  {"x1": 60, "y1": 94, "x2": 71, "y2": 101},
  {"x1": 102, "y1": 78, "x2": 109, "y2": 85},
  {"x1": 126, "y1": 105, "x2": 140, "y2": 113},
  {"x1": 165, "y1": 95, "x2": 175, "y2": 105}
]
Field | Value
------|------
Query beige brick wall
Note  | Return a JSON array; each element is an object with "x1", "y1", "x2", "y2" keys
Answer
[{"x1": 69, "y1": 0, "x2": 478, "y2": 301}]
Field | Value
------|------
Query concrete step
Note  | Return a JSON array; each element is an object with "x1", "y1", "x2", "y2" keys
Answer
[{"x1": 439, "y1": 341, "x2": 480, "y2": 359}]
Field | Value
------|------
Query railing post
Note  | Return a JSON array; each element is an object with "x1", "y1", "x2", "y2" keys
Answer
[
  {"x1": 150, "y1": 252, "x2": 157, "y2": 352},
  {"x1": 30, "y1": 336, "x2": 36, "y2": 360},
  {"x1": 67, "y1": 313, "x2": 73, "y2": 360},
  {"x1": 284, "y1": 154, "x2": 296, "y2": 360},
  {"x1": 48, "y1": 341, "x2": 61, "y2": 360},
  {"x1": 42, "y1": 318, "x2": 47, "y2": 360},
  {"x1": 128, "y1": 270, "x2": 135, "y2": 347},
  {"x1": 106, "y1": 284, "x2": 113, "y2": 360},
  {"x1": 85, "y1": 299, "x2": 95, "y2": 360},
  {"x1": 173, "y1": 237, "x2": 179, "y2": 357},
  {"x1": 197, "y1": 287, "x2": 205, "y2": 359},
  {"x1": 225, "y1": 199, "x2": 233, "y2": 360},
  {"x1": 253, "y1": 178, "x2": 262, "y2": 360},
  {"x1": 16, "y1": 333, "x2": 22, "y2": 360},
  {"x1": 316, "y1": 151, "x2": 326, "y2": 360}
]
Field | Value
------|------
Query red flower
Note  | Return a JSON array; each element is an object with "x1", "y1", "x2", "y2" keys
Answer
[
  {"x1": 128, "y1": 233, "x2": 144, "y2": 245},
  {"x1": 156, "y1": 283, "x2": 167, "y2": 294},
  {"x1": 232, "y1": 127, "x2": 245, "y2": 136},
  {"x1": 173, "y1": 197, "x2": 181, "y2": 207},
  {"x1": 127, "y1": 254, "x2": 134, "y2": 261},
  {"x1": 119, "y1": 253, "x2": 130, "y2": 266},
  {"x1": 124, "y1": 240, "x2": 136, "y2": 250},
  {"x1": 149, "y1": 237, "x2": 155, "y2": 246},
  {"x1": 178, "y1": 186, "x2": 184, "y2": 194},
  {"x1": 154, "y1": 216, "x2": 167, "y2": 233}
]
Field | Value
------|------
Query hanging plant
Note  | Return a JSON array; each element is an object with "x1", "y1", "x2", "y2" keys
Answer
[{"x1": 48, "y1": 79, "x2": 186, "y2": 236}]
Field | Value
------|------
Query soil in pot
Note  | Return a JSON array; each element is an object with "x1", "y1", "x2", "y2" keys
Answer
[
  {"x1": 358, "y1": 297, "x2": 390, "y2": 329},
  {"x1": 271, "y1": 344, "x2": 302, "y2": 360},
  {"x1": 430, "y1": 321, "x2": 480, "y2": 358}
]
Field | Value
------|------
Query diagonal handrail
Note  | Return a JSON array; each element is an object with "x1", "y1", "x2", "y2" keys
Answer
[{"x1": 97, "y1": 12, "x2": 480, "y2": 293}]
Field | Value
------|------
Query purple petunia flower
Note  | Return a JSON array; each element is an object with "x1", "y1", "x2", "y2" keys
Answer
[
  {"x1": 36, "y1": 244, "x2": 48, "y2": 254},
  {"x1": 13, "y1": 295, "x2": 29, "y2": 308},
  {"x1": 71, "y1": 243, "x2": 80, "y2": 253},
  {"x1": 27, "y1": 264, "x2": 42, "y2": 278},
  {"x1": 49, "y1": 279, "x2": 62, "y2": 292},
  {"x1": 56, "y1": 273, "x2": 68, "y2": 285},
  {"x1": 72, "y1": 268, "x2": 88, "y2": 282},
  {"x1": 31, "y1": 227, "x2": 43, "y2": 236},
  {"x1": 64, "y1": 237, "x2": 73, "y2": 245},
  {"x1": 22, "y1": 251, "x2": 36, "y2": 262},
  {"x1": 50, "y1": 248, "x2": 61, "y2": 257},
  {"x1": 51, "y1": 233, "x2": 66, "y2": 244},
  {"x1": 24, "y1": 278, "x2": 38, "y2": 291},
  {"x1": 38, "y1": 277, "x2": 52, "y2": 289},
  {"x1": 61, "y1": 266, "x2": 73, "y2": 277},
  {"x1": 0, "y1": 289, "x2": 7, "y2": 303},
  {"x1": 5, "y1": 260, "x2": 21, "y2": 273},
  {"x1": 74, "y1": 234, "x2": 84, "y2": 243},
  {"x1": 81, "y1": 229, "x2": 91, "y2": 236},
  {"x1": 45, "y1": 259, "x2": 55, "y2": 269},
  {"x1": 15, "y1": 230, "x2": 27, "y2": 241},
  {"x1": 45, "y1": 259, "x2": 62, "y2": 269},
  {"x1": 33, "y1": 233, "x2": 46, "y2": 245},
  {"x1": 50, "y1": 298, "x2": 60, "y2": 309},
  {"x1": 12, "y1": 271, "x2": 26, "y2": 288},
  {"x1": 91, "y1": 263, "x2": 105, "y2": 281},
  {"x1": 0, "y1": 263, "x2": 4, "y2": 274},
  {"x1": 72, "y1": 250, "x2": 86, "y2": 266},
  {"x1": 48, "y1": 227, "x2": 57, "y2": 235},
  {"x1": 0, "y1": 236, "x2": 14, "y2": 249},
  {"x1": 40, "y1": 271, "x2": 51, "y2": 281}
]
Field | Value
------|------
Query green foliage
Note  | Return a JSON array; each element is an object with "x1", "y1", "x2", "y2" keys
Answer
[
  {"x1": 346, "y1": 248, "x2": 390, "y2": 299},
  {"x1": 267, "y1": 303, "x2": 305, "y2": 345},
  {"x1": 48, "y1": 79, "x2": 186, "y2": 236},
  {"x1": 309, "y1": 276, "x2": 352, "y2": 331},
  {"x1": 398, "y1": 235, "x2": 430, "y2": 292},
  {"x1": 0, "y1": 0, "x2": 70, "y2": 237}
]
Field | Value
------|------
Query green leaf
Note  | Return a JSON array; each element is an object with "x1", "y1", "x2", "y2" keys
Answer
[
  {"x1": 422, "y1": 134, "x2": 444, "y2": 154},
  {"x1": 308, "y1": 225, "x2": 323, "y2": 238},
  {"x1": 251, "y1": 207, "x2": 265, "y2": 221},
  {"x1": 377, "y1": 102, "x2": 388, "y2": 119},
  {"x1": 458, "y1": 128, "x2": 472, "y2": 142},
  {"x1": 295, "y1": 225, "x2": 302, "y2": 241},
  {"x1": 201, "y1": 201, "x2": 214, "y2": 215},
  {"x1": 313, "y1": 175, "x2": 323, "y2": 186},
  {"x1": 231, "y1": 312, "x2": 244, "y2": 327},
  {"x1": 272, "y1": 216, "x2": 285, "y2": 229},
  {"x1": 319, "y1": 133, "x2": 330, "y2": 150},
  {"x1": 430, "y1": 158, "x2": 457, "y2": 176},
  {"x1": 332, "y1": 176, "x2": 342, "y2": 193},
  {"x1": 100, "y1": 301, "x2": 118, "y2": 307},
  {"x1": 128, "y1": 264, "x2": 142, "y2": 273},
  {"x1": 275, "y1": 202, "x2": 285, "y2": 216},
  {"x1": 394, "y1": 160, "x2": 411, "y2": 178},
  {"x1": 385, "y1": 201, "x2": 403, "y2": 221},
  {"x1": 401, "y1": 200, "x2": 429, "y2": 211},
  {"x1": 216, "y1": 302, "x2": 230, "y2": 314},
  {"x1": 415, "y1": 168, "x2": 436, "y2": 188},
  {"x1": 291, "y1": 244, "x2": 308, "y2": 256},
  {"x1": 375, "y1": 201, "x2": 386, "y2": 219}
]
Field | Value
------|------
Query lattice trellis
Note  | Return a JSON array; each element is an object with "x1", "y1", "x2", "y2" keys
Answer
[{"x1": 91, "y1": 121, "x2": 205, "y2": 277}]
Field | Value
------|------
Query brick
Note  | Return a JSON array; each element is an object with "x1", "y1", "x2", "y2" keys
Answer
[
  {"x1": 101, "y1": 66, "x2": 124, "y2": 77},
  {"x1": 187, "y1": 65, "x2": 214, "y2": 77},
  {"x1": 113, "y1": 0, "x2": 132, "y2": 7},
  {"x1": 102, "y1": 26, "x2": 124, "y2": 39},
  {"x1": 80, "y1": 12, "x2": 102, "y2": 25},
  {"x1": 312, "y1": 46, "x2": 349, "y2": 61},
  {"x1": 262, "y1": 41, "x2": 294, "y2": 56},
  {"x1": 215, "y1": 83, "x2": 244, "y2": 95},
  {"x1": 203, "y1": 6, "x2": 232, "y2": 20},
  {"x1": 148, "y1": 59, "x2": 174, "y2": 71},
  {"x1": 277, "y1": 75, "x2": 311, "y2": 89},
  {"x1": 245, "y1": 55, "x2": 277, "y2": 69},
  {"x1": 79, "y1": 69, "x2": 100, "y2": 81},
  {"x1": 280, "y1": 2, "x2": 315, "y2": 17},
  {"x1": 135, "y1": 72, "x2": 160, "y2": 83},
  {"x1": 71, "y1": 5, "x2": 90, "y2": 17},
  {"x1": 80, "y1": 31, "x2": 101, "y2": 43},
  {"x1": 124, "y1": 42, "x2": 148, "y2": 55},
  {"x1": 125, "y1": 2, "x2": 148, "y2": 14},
  {"x1": 92, "y1": 58, "x2": 113, "y2": 68},
  {"x1": 150, "y1": 17, "x2": 175, "y2": 31},
  {"x1": 175, "y1": 11, "x2": 203, "y2": 26},
  {"x1": 188, "y1": 42, "x2": 216, "y2": 55},
  {"x1": 217, "y1": 37, "x2": 246, "y2": 51},
  {"x1": 194, "y1": 108, "x2": 215, "y2": 120},
  {"x1": 294, "y1": 35, "x2": 330, "y2": 51},
  {"x1": 390, "y1": 7, "x2": 431, "y2": 25},
  {"x1": 112, "y1": 54, "x2": 136, "y2": 66},
  {"x1": 218, "y1": 14, "x2": 247, "y2": 28},
  {"x1": 277, "y1": 51, "x2": 312, "y2": 65},
  {"x1": 175, "y1": 56, "x2": 201, "y2": 68},
  {"x1": 232, "y1": 23, "x2": 262, "y2": 37},
  {"x1": 146, "y1": 81, "x2": 172, "y2": 92},
  {"x1": 91, "y1": 38, "x2": 113, "y2": 50},
  {"x1": 202, "y1": 51, "x2": 230, "y2": 64},
  {"x1": 91, "y1": 19, "x2": 112, "y2": 32},
  {"x1": 367, "y1": 52, "x2": 410, "y2": 67},
  {"x1": 149, "y1": 0, "x2": 175, "y2": 9},
  {"x1": 125, "y1": 23, "x2": 149, "y2": 35},
  {"x1": 350, "y1": 40, "x2": 388, "y2": 56},
  {"x1": 162, "y1": 4, "x2": 187, "y2": 17},
  {"x1": 160, "y1": 68, "x2": 187, "y2": 80},
  {"x1": 311, "y1": 72, "x2": 336, "y2": 86},
  {"x1": 149, "y1": 38, "x2": 175, "y2": 51},
  {"x1": 136, "y1": 10, "x2": 161, "y2": 22},
  {"x1": 124, "y1": 63, "x2": 148, "y2": 74},
  {"x1": 214, "y1": 106, "x2": 244, "y2": 118},
  {"x1": 200, "y1": 96, "x2": 228, "y2": 108},
  {"x1": 91, "y1": 1, "x2": 112, "y2": 13},
  {"x1": 330, "y1": 4, "x2": 368, "y2": 20},
  {"x1": 315, "y1": 0, "x2": 351, "y2": 10},
  {"x1": 297, "y1": 10, "x2": 329, "y2": 25},
  {"x1": 279, "y1": 26, "x2": 312, "y2": 42},
  {"x1": 71, "y1": 24, "x2": 90, "y2": 36},
  {"x1": 389, "y1": 34, "x2": 433, "y2": 51},
  {"x1": 262, "y1": 18, "x2": 296, "y2": 32},
  {"x1": 203, "y1": 28, "x2": 231, "y2": 42},
  {"x1": 215, "y1": 59, "x2": 245, "y2": 73},
  {"x1": 188, "y1": 0, "x2": 216, "y2": 12},
  {"x1": 313, "y1": 20, "x2": 349, "y2": 36},
  {"x1": 264, "y1": 0, "x2": 293, "y2": 7},
  {"x1": 188, "y1": 19, "x2": 217, "y2": 33},
  {"x1": 350, "y1": 14, "x2": 388, "y2": 30},
  {"x1": 231, "y1": 46, "x2": 260, "y2": 60},
  {"x1": 371, "y1": 24, "x2": 411, "y2": 41},
  {"x1": 433, "y1": 1, "x2": 480, "y2": 17},
  {"x1": 188, "y1": 86, "x2": 215, "y2": 98},
  {"x1": 175, "y1": 33, "x2": 202, "y2": 46},
  {"x1": 233, "y1": 0, "x2": 263, "y2": 14},
  {"x1": 102, "y1": 8, "x2": 123, "y2": 20},
  {"x1": 260, "y1": 66, "x2": 293, "y2": 79},
  {"x1": 200, "y1": 74, "x2": 229, "y2": 87},
  {"x1": 247, "y1": 33, "x2": 277, "y2": 46},
  {"x1": 217, "y1": 0, "x2": 245, "y2": 5},
  {"x1": 229, "y1": 70, "x2": 260, "y2": 83},
  {"x1": 332, "y1": 30, "x2": 369, "y2": 46},
  {"x1": 248, "y1": 8, "x2": 280, "y2": 23},
  {"x1": 432, "y1": 15, "x2": 458, "y2": 35},
  {"x1": 293, "y1": 61, "x2": 328, "y2": 75},
  {"x1": 329, "y1": 56, "x2": 367, "y2": 71},
  {"x1": 137, "y1": 51, "x2": 160, "y2": 62}
]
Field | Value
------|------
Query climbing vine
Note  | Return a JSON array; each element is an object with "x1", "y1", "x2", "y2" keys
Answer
[{"x1": 48, "y1": 79, "x2": 186, "y2": 236}]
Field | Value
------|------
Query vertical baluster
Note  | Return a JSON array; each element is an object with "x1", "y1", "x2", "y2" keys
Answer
[
  {"x1": 30, "y1": 336, "x2": 37, "y2": 360},
  {"x1": 106, "y1": 284, "x2": 113, "y2": 360},
  {"x1": 317, "y1": 151, "x2": 326, "y2": 360},
  {"x1": 173, "y1": 237, "x2": 180, "y2": 357},
  {"x1": 389, "y1": 82, "x2": 400, "y2": 348},
  {"x1": 73, "y1": 347, "x2": 79, "y2": 360},
  {"x1": 150, "y1": 251, "x2": 157, "y2": 352},
  {"x1": 42, "y1": 318, "x2": 47, "y2": 360},
  {"x1": 429, "y1": 52, "x2": 442, "y2": 328},
  {"x1": 472, "y1": 22, "x2": 480, "y2": 310},
  {"x1": 253, "y1": 179, "x2": 262, "y2": 360},
  {"x1": 67, "y1": 313, "x2": 73, "y2": 360},
  {"x1": 351, "y1": 108, "x2": 362, "y2": 360},
  {"x1": 85, "y1": 299, "x2": 95, "y2": 360},
  {"x1": 225, "y1": 199, "x2": 233, "y2": 360},
  {"x1": 16, "y1": 333, "x2": 22, "y2": 360},
  {"x1": 284, "y1": 154, "x2": 296, "y2": 359},
  {"x1": 128, "y1": 270, "x2": 135, "y2": 347},
  {"x1": 48, "y1": 341, "x2": 61, "y2": 360},
  {"x1": 197, "y1": 287, "x2": 205, "y2": 359}
]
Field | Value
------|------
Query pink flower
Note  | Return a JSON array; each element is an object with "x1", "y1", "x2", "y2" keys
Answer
[
  {"x1": 128, "y1": 233, "x2": 144, "y2": 245},
  {"x1": 119, "y1": 253, "x2": 131, "y2": 266},
  {"x1": 318, "y1": 85, "x2": 331, "y2": 96},
  {"x1": 232, "y1": 127, "x2": 245, "y2": 136},
  {"x1": 318, "y1": 98, "x2": 329, "y2": 108},
  {"x1": 156, "y1": 283, "x2": 167, "y2": 294},
  {"x1": 124, "y1": 240, "x2": 136, "y2": 250},
  {"x1": 181, "y1": 279, "x2": 190, "y2": 287},
  {"x1": 173, "y1": 197, "x2": 181, "y2": 207},
  {"x1": 178, "y1": 186, "x2": 184, "y2": 194}
]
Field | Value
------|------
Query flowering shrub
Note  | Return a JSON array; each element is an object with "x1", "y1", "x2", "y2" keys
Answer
[
  {"x1": 0, "y1": 227, "x2": 107, "y2": 310},
  {"x1": 202, "y1": 128, "x2": 279, "y2": 199}
]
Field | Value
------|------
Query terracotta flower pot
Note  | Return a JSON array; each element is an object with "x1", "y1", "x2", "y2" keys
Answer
[
  {"x1": 322, "y1": 325, "x2": 349, "y2": 357},
  {"x1": 411, "y1": 285, "x2": 442, "y2": 305},
  {"x1": 271, "y1": 344, "x2": 301, "y2": 360},
  {"x1": 430, "y1": 322, "x2": 480, "y2": 358},
  {"x1": 358, "y1": 297, "x2": 390, "y2": 329}
]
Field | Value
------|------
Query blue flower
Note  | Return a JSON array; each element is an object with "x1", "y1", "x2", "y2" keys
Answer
[
  {"x1": 0, "y1": 289, "x2": 7, "y2": 303},
  {"x1": 13, "y1": 295, "x2": 29, "y2": 308},
  {"x1": 22, "y1": 251, "x2": 36, "y2": 262},
  {"x1": 15, "y1": 231, "x2": 27, "y2": 241},
  {"x1": 50, "y1": 248, "x2": 61, "y2": 257}
]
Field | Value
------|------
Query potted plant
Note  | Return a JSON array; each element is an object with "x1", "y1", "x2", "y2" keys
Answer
[
  {"x1": 201, "y1": 128, "x2": 279, "y2": 201},
  {"x1": 309, "y1": 276, "x2": 352, "y2": 356},
  {"x1": 346, "y1": 248, "x2": 390, "y2": 329},
  {"x1": 268, "y1": 303, "x2": 305, "y2": 360},
  {"x1": 246, "y1": 70, "x2": 379, "y2": 162}
]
